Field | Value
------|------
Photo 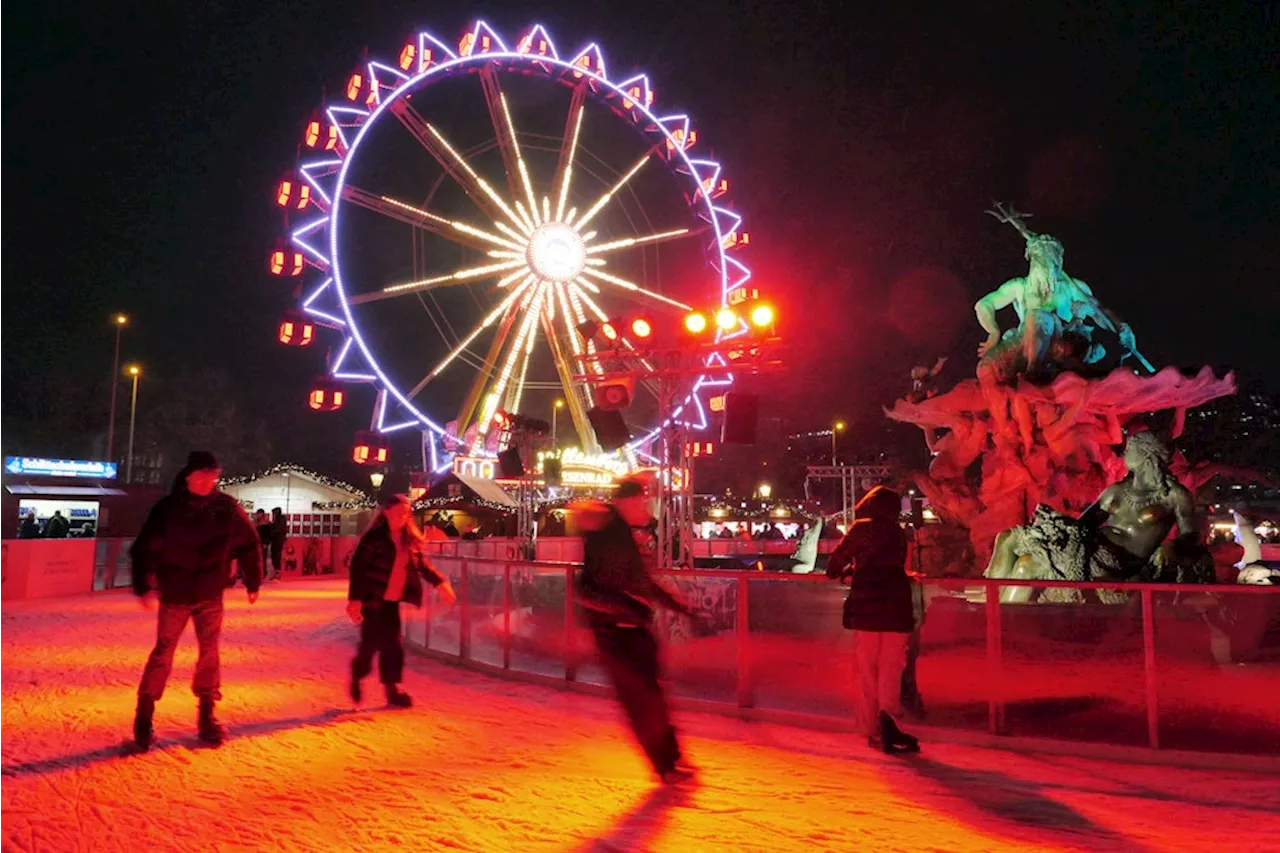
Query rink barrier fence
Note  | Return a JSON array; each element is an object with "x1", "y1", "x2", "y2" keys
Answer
[{"x1": 402, "y1": 555, "x2": 1280, "y2": 767}]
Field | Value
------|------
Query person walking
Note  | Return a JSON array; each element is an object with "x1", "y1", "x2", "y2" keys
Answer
[
  {"x1": 131, "y1": 451, "x2": 262, "y2": 749},
  {"x1": 346, "y1": 494, "x2": 457, "y2": 707},
  {"x1": 827, "y1": 485, "x2": 920, "y2": 754},
  {"x1": 573, "y1": 475, "x2": 698, "y2": 785}
]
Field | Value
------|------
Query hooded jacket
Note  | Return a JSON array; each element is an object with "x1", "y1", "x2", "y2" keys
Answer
[
  {"x1": 826, "y1": 486, "x2": 913, "y2": 633},
  {"x1": 131, "y1": 477, "x2": 263, "y2": 604}
]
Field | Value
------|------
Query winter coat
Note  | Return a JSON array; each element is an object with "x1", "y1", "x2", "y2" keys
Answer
[
  {"x1": 132, "y1": 489, "x2": 263, "y2": 604},
  {"x1": 348, "y1": 520, "x2": 446, "y2": 607},
  {"x1": 826, "y1": 486, "x2": 913, "y2": 633},
  {"x1": 576, "y1": 504, "x2": 687, "y2": 628}
]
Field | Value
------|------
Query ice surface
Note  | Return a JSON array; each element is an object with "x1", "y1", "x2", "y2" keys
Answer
[{"x1": 4, "y1": 580, "x2": 1277, "y2": 852}]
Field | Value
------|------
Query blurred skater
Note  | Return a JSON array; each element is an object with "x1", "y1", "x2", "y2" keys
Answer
[
  {"x1": 573, "y1": 475, "x2": 698, "y2": 785},
  {"x1": 828, "y1": 485, "x2": 920, "y2": 754},
  {"x1": 347, "y1": 494, "x2": 457, "y2": 707},
  {"x1": 131, "y1": 451, "x2": 262, "y2": 749}
]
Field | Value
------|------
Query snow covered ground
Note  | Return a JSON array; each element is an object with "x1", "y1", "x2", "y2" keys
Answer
[{"x1": 3, "y1": 580, "x2": 1278, "y2": 852}]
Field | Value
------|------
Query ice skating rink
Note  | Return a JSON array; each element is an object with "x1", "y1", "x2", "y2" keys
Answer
[{"x1": 4, "y1": 580, "x2": 1278, "y2": 852}]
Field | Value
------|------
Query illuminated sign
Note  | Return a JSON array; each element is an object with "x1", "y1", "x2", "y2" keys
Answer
[
  {"x1": 684, "y1": 441, "x2": 715, "y2": 458},
  {"x1": 4, "y1": 457, "x2": 118, "y2": 479},
  {"x1": 709, "y1": 395, "x2": 726, "y2": 413}
]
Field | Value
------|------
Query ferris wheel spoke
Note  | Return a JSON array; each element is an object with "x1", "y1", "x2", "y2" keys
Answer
[
  {"x1": 553, "y1": 83, "x2": 588, "y2": 223},
  {"x1": 360, "y1": 259, "x2": 527, "y2": 303},
  {"x1": 342, "y1": 186, "x2": 524, "y2": 253},
  {"x1": 578, "y1": 268, "x2": 692, "y2": 312},
  {"x1": 471, "y1": 284, "x2": 547, "y2": 449},
  {"x1": 405, "y1": 277, "x2": 534, "y2": 399},
  {"x1": 584, "y1": 227, "x2": 697, "y2": 256},
  {"x1": 388, "y1": 98, "x2": 530, "y2": 235},
  {"x1": 479, "y1": 68, "x2": 543, "y2": 229},
  {"x1": 573, "y1": 154, "x2": 651, "y2": 233}
]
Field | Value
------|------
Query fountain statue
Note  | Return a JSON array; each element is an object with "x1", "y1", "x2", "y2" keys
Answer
[{"x1": 887, "y1": 205, "x2": 1238, "y2": 586}]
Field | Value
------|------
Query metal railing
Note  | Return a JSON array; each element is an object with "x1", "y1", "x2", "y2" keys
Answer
[{"x1": 403, "y1": 557, "x2": 1280, "y2": 758}]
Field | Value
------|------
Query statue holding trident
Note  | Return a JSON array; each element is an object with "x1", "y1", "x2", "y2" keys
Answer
[
  {"x1": 974, "y1": 203, "x2": 1154, "y2": 445},
  {"x1": 975, "y1": 203, "x2": 1153, "y2": 383}
]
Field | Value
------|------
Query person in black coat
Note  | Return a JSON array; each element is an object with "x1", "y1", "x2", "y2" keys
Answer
[
  {"x1": 346, "y1": 494, "x2": 457, "y2": 707},
  {"x1": 131, "y1": 451, "x2": 262, "y2": 749},
  {"x1": 574, "y1": 475, "x2": 698, "y2": 785},
  {"x1": 827, "y1": 485, "x2": 920, "y2": 753}
]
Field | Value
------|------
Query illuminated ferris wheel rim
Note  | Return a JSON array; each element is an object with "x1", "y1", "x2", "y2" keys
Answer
[{"x1": 292, "y1": 23, "x2": 751, "y2": 453}]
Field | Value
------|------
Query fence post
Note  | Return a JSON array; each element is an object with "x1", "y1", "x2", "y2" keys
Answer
[
  {"x1": 503, "y1": 561, "x2": 512, "y2": 670},
  {"x1": 985, "y1": 581, "x2": 1004, "y2": 735},
  {"x1": 564, "y1": 565, "x2": 577, "y2": 682},
  {"x1": 736, "y1": 576, "x2": 753, "y2": 708},
  {"x1": 459, "y1": 558, "x2": 470, "y2": 662},
  {"x1": 1142, "y1": 588, "x2": 1159, "y2": 749}
]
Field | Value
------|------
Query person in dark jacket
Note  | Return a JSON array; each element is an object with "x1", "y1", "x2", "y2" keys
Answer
[
  {"x1": 44, "y1": 510, "x2": 70, "y2": 538},
  {"x1": 131, "y1": 451, "x2": 262, "y2": 749},
  {"x1": 18, "y1": 511, "x2": 40, "y2": 539},
  {"x1": 268, "y1": 508, "x2": 287, "y2": 580},
  {"x1": 346, "y1": 494, "x2": 457, "y2": 707},
  {"x1": 827, "y1": 485, "x2": 920, "y2": 753},
  {"x1": 254, "y1": 509, "x2": 273, "y2": 581},
  {"x1": 573, "y1": 475, "x2": 698, "y2": 785}
]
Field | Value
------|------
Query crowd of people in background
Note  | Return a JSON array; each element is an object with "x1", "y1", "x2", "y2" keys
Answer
[{"x1": 17, "y1": 509, "x2": 95, "y2": 539}]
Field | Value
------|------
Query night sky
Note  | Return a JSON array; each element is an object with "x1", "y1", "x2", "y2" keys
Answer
[{"x1": 4, "y1": 1, "x2": 1277, "y2": 476}]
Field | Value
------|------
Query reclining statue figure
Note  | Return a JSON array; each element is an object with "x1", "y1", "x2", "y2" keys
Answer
[{"x1": 984, "y1": 431, "x2": 1213, "y2": 603}]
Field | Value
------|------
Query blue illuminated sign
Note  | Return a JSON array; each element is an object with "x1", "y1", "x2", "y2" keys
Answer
[{"x1": 4, "y1": 457, "x2": 119, "y2": 479}]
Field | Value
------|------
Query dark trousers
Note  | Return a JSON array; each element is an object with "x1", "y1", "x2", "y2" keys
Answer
[
  {"x1": 351, "y1": 601, "x2": 404, "y2": 685},
  {"x1": 139, "y1": 599, "x2": 224, "y2": 702},
  {"x1": 592, "y1": 623, "x2": 681, "y2": 774}
]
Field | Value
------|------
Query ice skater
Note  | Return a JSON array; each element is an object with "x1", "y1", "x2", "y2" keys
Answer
[
  {"x1": 347, "y1": 494, "x2": 457, "y2": 707},
  {"x1": 573, "y1": 475, "x2": 698, "y2": 785},
  {"x1": 131, "y1": 451, "x2": 263, "y2": 749},
  {"x1": 827, "y1": 485, "x2": 920, "y2": 754}
]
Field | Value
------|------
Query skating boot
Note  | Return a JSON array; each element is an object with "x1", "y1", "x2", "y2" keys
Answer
[
  {"x1": 385, "y1": 685, "x2": 413, "y2": 708},
  {"x1": 878, "y1": 710, "x2": 920, "y2": 754},
  {"x1": 133, "y1": 696, "x2": 156, "y2": 751},
  {"x1": 197, "y1": 697, "x2": 226, "y2": 746}
]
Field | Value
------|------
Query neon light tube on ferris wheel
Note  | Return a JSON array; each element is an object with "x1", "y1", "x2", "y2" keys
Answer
[{"x1": 322, "y1": 37, "x2": 740, "y2": 439}]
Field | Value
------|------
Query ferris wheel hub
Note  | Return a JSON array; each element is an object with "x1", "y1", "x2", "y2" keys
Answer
[{"x1": 526, "y1": 222, "x2": 586, "y2": 283}]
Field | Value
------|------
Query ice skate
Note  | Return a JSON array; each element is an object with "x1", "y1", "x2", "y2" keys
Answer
[
  {"x1": 133, "y1": 696, "x2": 156, "y2": 751},
  {"x1": 197, "y1": 697, "x2": 226, "y2": 746},
  {"x1": 385, "y1": 685, "x2": 413, "y2": 708}
]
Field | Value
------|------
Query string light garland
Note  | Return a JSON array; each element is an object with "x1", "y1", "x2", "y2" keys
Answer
[{"x1": 219, "y1": 463, "x2": 369, "y2": 498}]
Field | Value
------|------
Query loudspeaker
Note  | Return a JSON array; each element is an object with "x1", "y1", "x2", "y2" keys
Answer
[
  {"x1": 543, "y1": 457, "x2": 563, "y2": 486},
  {"x1": 587, "y1": 407, "x2": 631, "y2": 451},
  {"x1": 595, "y1": 376, "x2": 635, "y2": 410},
  {"x1": 720, "y1": 392, "x2": 759, "y2": 444},
  {"x1": 497, "y1": 447, "x2": 524, "y2": 478}
]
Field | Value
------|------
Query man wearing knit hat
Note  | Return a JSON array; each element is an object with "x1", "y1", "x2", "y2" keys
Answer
[{"x1": 130, "y1": 451, "x2": 263, "y2": 749}]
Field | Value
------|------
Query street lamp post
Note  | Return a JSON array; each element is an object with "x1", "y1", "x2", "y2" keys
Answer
[
  {"x1": 125, "y1": 365, "x2": 141, "y2": 483},
  {"x1": 757, "y1": 483, "x2": 772, "y2": 500},
  {"x1": 106, "y1": 314, "x2": 128, "y2": 462},
  {"x1": 553, "y1": 398, "x2": 565, "y2": 449},
  {"x1": 831, "y1": 421, "x2": 846, "y2": 466},
  {"x1": 370, "y1": 470, "x2": 385, "y2": 498}
]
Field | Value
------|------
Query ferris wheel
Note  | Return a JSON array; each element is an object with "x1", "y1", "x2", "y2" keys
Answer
[{"x1": 270, "y1": 21, "x2": 752, "y2": 467}]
